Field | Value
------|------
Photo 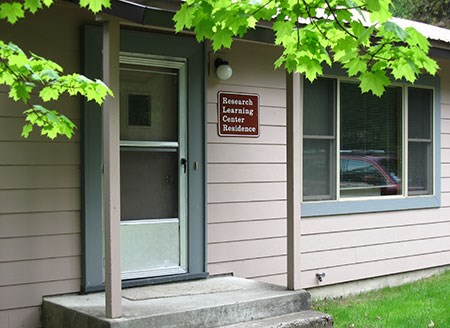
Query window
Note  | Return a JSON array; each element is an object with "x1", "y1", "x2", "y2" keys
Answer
[{"x1": 303, "y1": 76, "x2": 437, "y2": 214}]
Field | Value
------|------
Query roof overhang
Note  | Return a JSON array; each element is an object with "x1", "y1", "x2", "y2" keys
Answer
[{"x1": 102, "y1": 0, "x2": 450, "y2": 57}]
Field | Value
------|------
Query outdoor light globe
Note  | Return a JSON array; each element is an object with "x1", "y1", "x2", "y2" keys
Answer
[{"x1": 216, "y1": 64, "x2": 233, "y2": 80}]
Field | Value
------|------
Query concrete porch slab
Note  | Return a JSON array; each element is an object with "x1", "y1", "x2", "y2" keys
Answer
[{"x1": 43, "y1": 276, "x2": 314, "y2": 328}]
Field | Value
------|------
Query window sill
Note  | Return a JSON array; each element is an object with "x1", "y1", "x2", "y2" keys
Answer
[{"x1": 301, "y1": 195, "x2": 441, "y2": 217}]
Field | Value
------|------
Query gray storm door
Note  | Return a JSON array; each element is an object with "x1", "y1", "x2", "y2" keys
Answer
[
  {"x1": 82, "y1": 27, "x2": 206, "y2": 292},
  {"x1": 119, "y1": 54, "x2": 188, "y2": 280}
]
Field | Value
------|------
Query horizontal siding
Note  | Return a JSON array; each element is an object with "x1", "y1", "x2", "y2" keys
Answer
[
  {"x1": 208, "y1": 182, "x2": 286, "y2": 203},
  {"x1": 301, "y1": 221, "x2": 450, "y2": 253},
  {"x1": 0, "y1": 3, "x2": 92, "y2": 321},
  {"x1": 442, "y1": 177, "x2": 450, "y2": 191},
  {"x1": 442, "y1": 118, "x2": 450, "y2": 134},
  {"x1": 0, "y1": 189, "x2": 80, "y2": 214},
  {"x1": 441, "y1": 192, "x2": 450, "y2": 207},
  {"x1": 0, "y1": 166, "x2": 80, "y2": 190},
  {"x1": 254, "y1": 273, "x2": 287, "y2": 286},
  {"x1": 208, "y1": 201, "x2": 286, "y2": 223},
  {"x1": 0, "y1": 234, "x2": 80, "y2": 262},
  {"x1": 207, "y1": 40, "x2": 287, "y2": 283},
  {"x1": 0, "y1": 142, "x2": 79, "y2": 165},
  {"x1": 209, "y1": 219, "x2": 286, "y2": 243},
  {"x1": 442, "y1": 163, "x2": 450, "y2": 178},
  {"x1": 208, "y1": 163, "x2": 286, "y2": 183},
  {"x1": 208, "y1": 143, "x2": 286, "y2": 163},
  {"x1": 301, "y1": 251, "x2": 450, "y2": 288},
  {"x1": 209, "y1": 236, "x2": 286, "y2": 264},
  {"x1": 0, "y1": 279, "x2": 80, "y2": 310},
  {"x1": 302, "y1": 236, "x2": 450, "y2": 270},
  {"x1": 209, "y1": 256, "x2": 286, "y2": 278},
  {"x1": 0, "y1": 211, "x2": 79, "y2": 238},
  {"x1": 0, "y1": 307, "x2": 41, "y2": 328},
  {"x1": 301, "y1": 207, "x2": 450, "y2": 234},
  {"x1": 0, "y1": 257, "x2": 80, "y2": 286}
]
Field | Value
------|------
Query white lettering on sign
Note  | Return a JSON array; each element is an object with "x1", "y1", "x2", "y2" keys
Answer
[
  {"x1": 218, "y1": 92, "x2": 260, "y2": 137},
  {"x1": 222, "y1": 97, "x2": 254, "y2": 106}
]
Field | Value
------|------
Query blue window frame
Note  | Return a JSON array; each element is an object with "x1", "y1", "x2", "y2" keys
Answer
[{"x1": 302, "y1": 74, "x2": 441, "y2": 217}]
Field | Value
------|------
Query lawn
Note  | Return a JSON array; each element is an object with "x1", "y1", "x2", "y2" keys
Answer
[{"x1": 312, "y1": 270, "x2": 450, "y2": 328}]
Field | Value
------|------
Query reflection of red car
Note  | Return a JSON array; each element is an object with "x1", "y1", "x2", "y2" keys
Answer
[{"x1": 340, "y1": 153, "x2": 401, "y2": 196}]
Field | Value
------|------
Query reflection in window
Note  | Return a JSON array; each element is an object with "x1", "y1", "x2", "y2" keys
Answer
[
  {"x1": 339, "y1": 83, "x2": 402, "y2": 198},
  {"x1": 302, "y1": 77, "x2": 434, "y2": 202},
  {"x1": 408, "y1": 88, "x2": 433, "y2": 195},
  {"x1": 303, "y1": 78, "x2": 336, "y2": 201}
]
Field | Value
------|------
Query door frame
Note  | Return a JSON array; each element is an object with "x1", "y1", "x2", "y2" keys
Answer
[{"x1": 81, "y1": 26, "x2": 207, "y2": 292}]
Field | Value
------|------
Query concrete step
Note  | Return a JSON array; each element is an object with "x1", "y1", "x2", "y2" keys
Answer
[
  {"x1": 43, "y1": 277, "x2": 322, "y2": 328},
  {"x1": 220, "y1": 310, "x2": 333, "y2": 328}
]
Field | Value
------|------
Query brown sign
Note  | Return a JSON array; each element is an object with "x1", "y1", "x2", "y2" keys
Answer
[{"x1": 218, "y1": 91, "x2": 260, "y2": 137}]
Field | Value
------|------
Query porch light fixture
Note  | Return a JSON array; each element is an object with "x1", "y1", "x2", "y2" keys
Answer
[{"x1": 215, "y1": 58, "x2": 233, "y2": 80}]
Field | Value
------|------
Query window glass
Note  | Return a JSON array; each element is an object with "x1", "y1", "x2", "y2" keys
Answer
[
  {"x1": 408, "y1": 88, "x2": 432, "y2": 139},
  {"x1": 304, "y1": 78, "x2": 336, "y2": 136},
  {"x1": 302, "y1": 78, "x2": 434, "y2": 205},
  {"x1": 304, "y1": 139, "x2": 335, "y2": 200},
  {"x1": 340, "y1": 82, "x2": 403, "y2": 198},
  {"x1": 408, "y1": 87, "x2": 433, "y2": 195},
  {"x1": 303, "y1": 77, "x2": 336, "y2": 201}
]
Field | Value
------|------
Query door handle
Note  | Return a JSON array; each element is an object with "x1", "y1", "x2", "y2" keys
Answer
[{"x1": 181, "y1": 158, "x2": 187, "y2": 173}]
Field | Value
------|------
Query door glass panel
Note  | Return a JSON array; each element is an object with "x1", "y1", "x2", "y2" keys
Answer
[
  {"x1": 119, "y1": 58, "x2": 187, "y2": 279},
  {"x1": 120, "y1": 64, "x2": 178, "y2": 142},
  {"x1": 120, "y1": 219, "x2": 181, "y2": 279},
  {"x1": 120, "y1": 150, "x2": 178, "y2": 220}
]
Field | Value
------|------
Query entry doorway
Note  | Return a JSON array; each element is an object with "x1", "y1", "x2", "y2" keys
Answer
[
  {"x1": 119, "y1": 54, "x2": 188, "y2": 280},
  {"x1": 82, "y1": 27, "x2": 206, "y2": 291}
]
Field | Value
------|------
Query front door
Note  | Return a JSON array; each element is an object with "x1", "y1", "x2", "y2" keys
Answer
[{"x1": 119, "y1": 54, "x2": 188, "y2": 280}]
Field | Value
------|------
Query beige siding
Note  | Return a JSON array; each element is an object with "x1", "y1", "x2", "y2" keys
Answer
[
  {"x1": 207, "y1": 40, "x2": 287, "y2": 282},
  {"x1": 0, "y1": 308, "x2": 41, "y2": 328},
  {"x1": 207, "y1": 48, "x2": 450, "y2": 290},
  {"x1": 0, "y1": 4, "x2": 95, "y2": 328}
]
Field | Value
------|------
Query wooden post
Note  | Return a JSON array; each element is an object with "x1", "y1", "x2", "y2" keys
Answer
[
  {"x1": 286, "y1": 72, "x2": 303, "y2": 290},
  {"x1": 102, "y1": 16, "x2": 122, "y2": 318}
]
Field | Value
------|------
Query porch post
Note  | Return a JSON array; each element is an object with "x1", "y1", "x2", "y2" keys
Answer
[
  {"x1": 102, "y1": 16, "x2": 122, "y2": 318},
  {"x1": 286, "y1": 72, "x2": 303, "y2": 290}
]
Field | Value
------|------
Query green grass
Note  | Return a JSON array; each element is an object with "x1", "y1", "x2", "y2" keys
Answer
[{"x1": 312, "y1": 270, "x2": 450, "y2": 328}]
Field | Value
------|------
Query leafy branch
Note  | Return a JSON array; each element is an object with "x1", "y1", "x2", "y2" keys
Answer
[
  {"x1": 0, "y1": 0, "x2": 112, "y2": 139},
  {"x1": 174, "y1": 0, "x2": 439, "y2": 96}
]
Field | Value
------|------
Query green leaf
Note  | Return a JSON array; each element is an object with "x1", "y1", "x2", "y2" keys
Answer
[
  {"x1": 21, "y1": 123, "x2": 33, "y2": 138},
  {"x1": 40, "y1": 86, "x2": 60, "y2": 101},
  {"x1": 273, "y1": 20, "x2": 295, "y2": 45},
  {"x1": 211, "y1": 28, "x2": 234, "y2": 51},
  {"x1": 359, "y1": 70, "x2": 390, "y2": 96},
  {"x1": 79, "y1": 0, "x2": 110, "y2": 13},
  {"x1": 405, "y1": 27, "x2": 430, "y2": 52},
  {"x1": 10, "y1": 83, "x2": 31, "y2": 102},
  {"x1": 297, "y1": 57, "x2": 323, "y2": 81},
  {"x1": 345, "y1": 57, "x2": 368, "y2": 76},
  {"x1": 384, "y1": 22, "x2": 408, "y2": 41},
  {"x1": 247, "y1": 16, "x2": 257, "y2": 29},
  {"x1": 0, "y1": 2, "x2": 25, "y2": 24},
  {"x1": 24, "y1": 0, "x2": 42, "y2": 13},
  {"x1": 174, "y1": 4, "x2": 193, "y2": 31}
]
